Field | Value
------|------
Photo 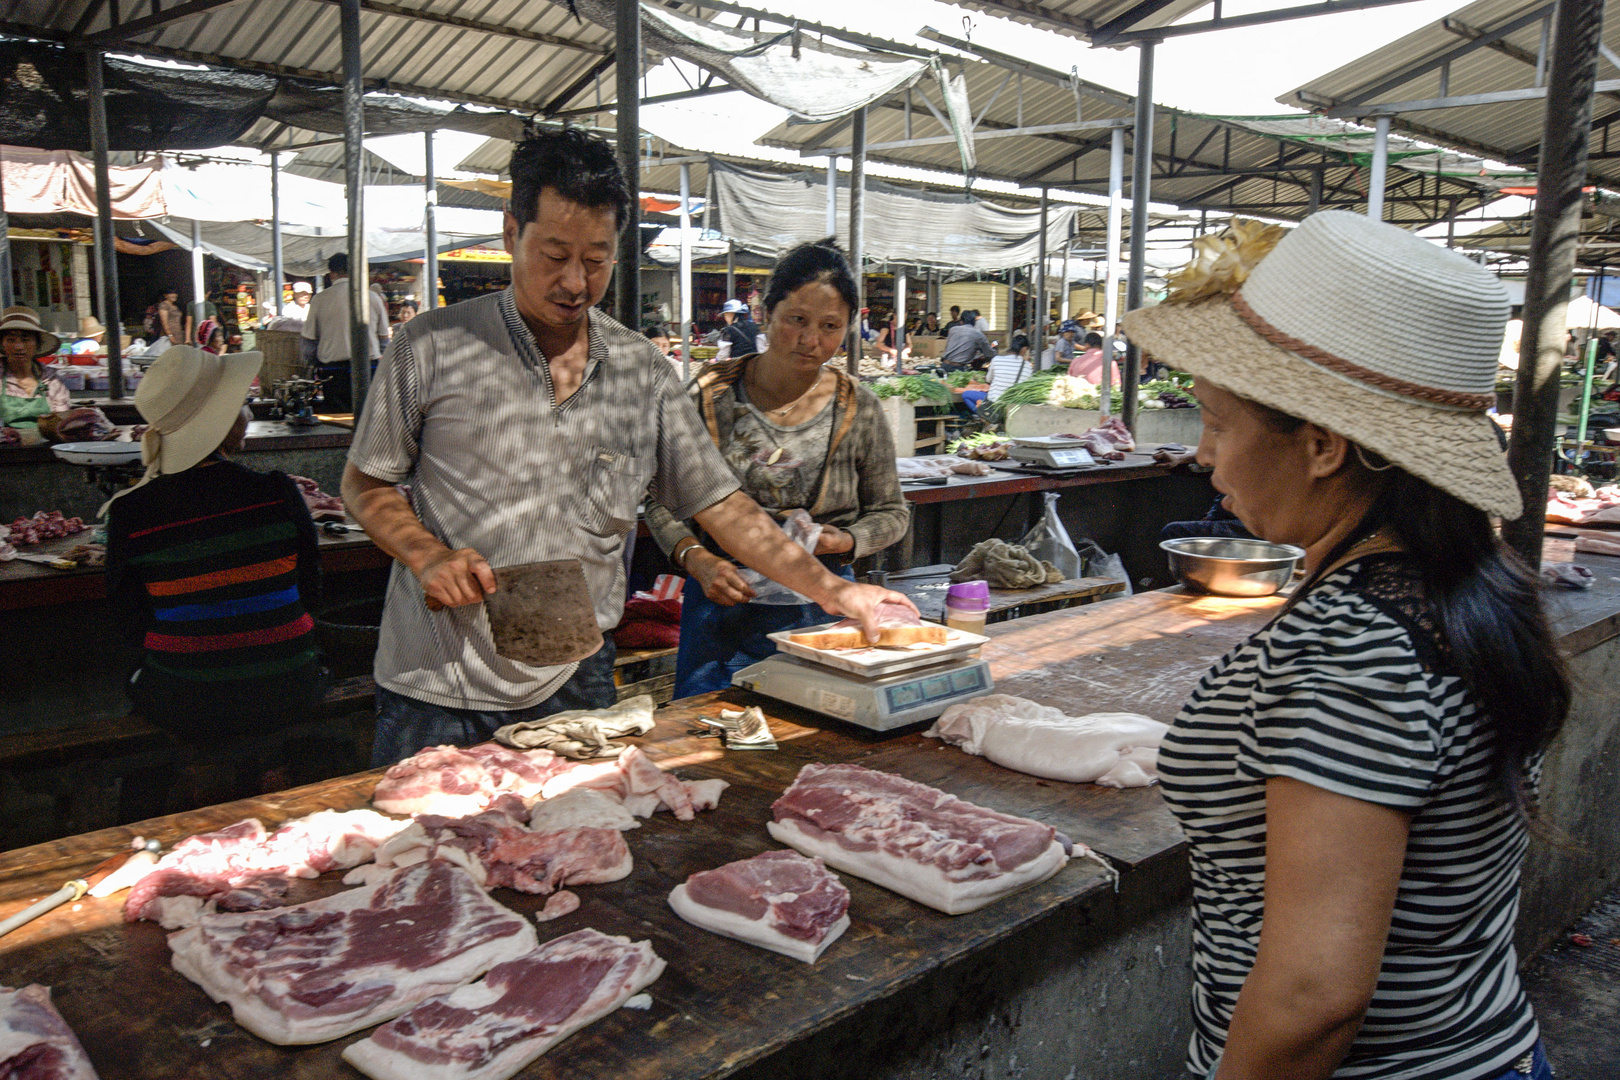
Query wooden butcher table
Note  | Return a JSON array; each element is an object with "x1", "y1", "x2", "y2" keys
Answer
[{"x1": 0, "y1": 589, "x2": 1287, "y2": 1080}]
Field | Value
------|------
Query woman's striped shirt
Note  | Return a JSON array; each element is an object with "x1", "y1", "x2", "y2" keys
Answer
[{"x1": 1158, "y1": 555, "x2": 1538, "y2": 1079}]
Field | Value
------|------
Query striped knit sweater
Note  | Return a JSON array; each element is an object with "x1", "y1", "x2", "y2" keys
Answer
[{"x1": 106, "y1": 460, "x2": 323, "y2": 729}]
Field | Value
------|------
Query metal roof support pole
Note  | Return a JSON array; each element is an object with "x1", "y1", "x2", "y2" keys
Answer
[
  {"x1": 1034, "y1": 187, "x2": 1049, "y2": 365},
  {"x1": 848, "y1": 108, "x2": 866, "y2": 363},
  {"x1": 341, "y1": 0, "x2": 370, "y2": 416},
  {"x1": 1105, "y1": 125, "x2": 1124, "y2": 341},
  {"x1": 1059, "y1": 218, "x2": 1073, "y2": 323},
  {"x1": 1007, "y1": 267, "x2": 1017, "y2": 351},
  {"x1": 679, "y1": 161, "x2": 693, "y2": 383},
  {"x1": 423, "y1": 132, "x2": 438, "y2": 311},
  {"x1": 614, "y1": 0, "x2": 642, "y2": 330},
  {"x1": 270, "y1": 151, "x2": 284, "y2": 316},
  {"x1": 0, "y1": 152, "x2": 11, "y2": 309},
  {"x1": 1123, "y1": 42, "x2": 1155, "y2": 429},
  {"x1": 1308, "y1": 167, "x2": 1322, "y2": 215},
  {"x1": 826, "y1": 156, "x2": 837, "y2": 239},
  {"x1": 1504, "y1": 0, "x2": 1605, "y2": 566},
  {"x1": 191, "y1": 218, "x2": 206, "y2": 338},
  {"x1": 895, "y1": 269, "x2": 907, "y2": 365},
  {"x1": 1368, "y1": 116, "x2": 1390, "y2": 220},
  {"x1": 726, "y1": 242, "x2": 735, "y2": 303},
  {"x1": 86, "y1": 50, "x2": 123, "y2": 401}
]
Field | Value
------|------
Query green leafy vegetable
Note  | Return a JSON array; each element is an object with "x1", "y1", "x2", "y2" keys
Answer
[{"x1": 871, "y1": 375, "x2": 952, "y2": 403}]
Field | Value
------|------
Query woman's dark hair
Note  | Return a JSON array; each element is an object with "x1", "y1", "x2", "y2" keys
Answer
[
  {"x1": 1083, "y1": 332, "x2": 1104, "y2": 347},
  {"x1": 1011, "y1": 333, "x2": 1030, "y2": 354},
  {"x1": 1259, "y1": 401, "x2": 1570, "y2": 813},
  {"x1": 762, "y1": 240, "x2": 859, "y2": 321},
  {"x1": 508, "y1": 128, "x2": 631, "y2": 233}
]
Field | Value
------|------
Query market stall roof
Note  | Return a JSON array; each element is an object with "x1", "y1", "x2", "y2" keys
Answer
[
  {"x1": 941, "y1": 0, "x2": 1436, "y2": 45},
  {"x1": 1458, "y1": 195, "x2": 1620, "y2": 269},
  {"x1": 754, "y1": 50, "x2": 1517, "y2": 228},
  {"x1": 1281, "y1": 0, "x2": 1620, "y2": 185}
]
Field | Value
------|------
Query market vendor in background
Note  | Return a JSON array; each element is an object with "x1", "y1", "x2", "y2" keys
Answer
[
  {"x1": 716, "y1": 298, "x2": 763, "y2": 361},
  {"x1": 1050, "y1": 318, "x2": 1081, "y2": 367},
  {"x1": 343, "y1": 130, "x2": 912, "y2": 767},
  {"x1": 1, "y1": 307, "x2": 71, "y2": 435},
  {"x1": 67, "y1": 316, "x2": 106, "y2": 358},
  {"x1": 1124, "y1": 212, "x2": 1565, "y2": 1080},
  {"x1": 105, "y1": 345, "x2": 326, "y2": 742},
  {"x1": 875, "y1": 309, "x2": 909, "y2": 363},
  {"x1": 1067, "y1": 332, "x2": 1121, "y2": 388},
  {"x1": 300, "y1": 254, "x2": 391, "y2": 413},
  {"x1": 646, "y1": 240, "x2": 911, "y2": 698},
  {"x1": 197, "y1": 318, "x2": 226, "y2": 355},
  {"x1": 912, "y1": 310, "x2": 942, "y2": 337},
  {"x1": 940, "y1": 308, "x2": 995, "y2": 372}
]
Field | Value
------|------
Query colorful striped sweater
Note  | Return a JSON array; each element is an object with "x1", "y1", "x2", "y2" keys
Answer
[{"x1": 106, "y1": 460, "x2": 323, "y2": 725}]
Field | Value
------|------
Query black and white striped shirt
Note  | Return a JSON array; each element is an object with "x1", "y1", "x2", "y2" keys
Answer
[{"x1": 1159, "y1": 556, "x2": 1539, "y2": 1079}]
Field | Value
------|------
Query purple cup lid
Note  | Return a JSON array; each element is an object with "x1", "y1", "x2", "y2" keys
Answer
[{"x1": 946, "y1": 580, "x2": 991, "y2": 611}]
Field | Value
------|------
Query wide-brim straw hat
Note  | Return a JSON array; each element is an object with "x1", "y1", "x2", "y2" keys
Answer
[
  {"x1": 1121, "y1": 210, "x2": 1520, "y2": 519},
  {"x1": 78, "y1": 316, "x2": 107, "y2": 339},
  {"x1": 134, "y1": 346, "x2": 262, "y2": 477},
  {"x1": 0, "y1": 306, "x2": 62, "y2": 356}
]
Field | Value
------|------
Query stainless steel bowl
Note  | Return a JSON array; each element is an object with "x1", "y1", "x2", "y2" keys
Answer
[{"x1": 1159, "y1": 536, "x2": 1306, "y2": 597}]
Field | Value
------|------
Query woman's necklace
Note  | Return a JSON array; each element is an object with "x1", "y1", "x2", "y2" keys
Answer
[{"x1": 750, "y1": 363, "x2": 825, "y2": 418}]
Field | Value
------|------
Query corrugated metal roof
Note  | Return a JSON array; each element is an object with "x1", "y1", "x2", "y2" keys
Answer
[
  {"x1": 1283, "y1": 0, "x2": 1620, "y2": 184},
  {"x1": 942, "y1": 0, "x2": 1211, "y2": 41},
  {"x1": 753, "y1": 52, "x2": 1509, "y2": 228}
]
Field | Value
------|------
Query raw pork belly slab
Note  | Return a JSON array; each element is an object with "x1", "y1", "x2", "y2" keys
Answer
[
  {"x1": 768, "y1": 763, "x2": 1070, "y2": 915},
  {"x1": 0, "y1": 984, "x2": 99, "y2": 1079},
  {"x1": 167, "y1": 861, "x2": 536, "y2": 1045},
  {"x1": 540, "y1": 746, "x2": 728, "y2": 821},
  {"x1": 925, "y1": 695, "x2": 1169, "y2": 788},
  {"x1": 668, "y1": 850, "x2": 850, "y2": 963},
  {"x1": 372, "y1": 743, "x2": 576, "y2": 817},
  {"x1": 343, "y1": 928, "x2": 665, "y2": 1080}
]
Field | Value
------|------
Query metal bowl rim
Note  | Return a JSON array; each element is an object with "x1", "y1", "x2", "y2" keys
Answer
[{"x1": 1159, "y1": 537, "x2": 1307, "y2": 563}]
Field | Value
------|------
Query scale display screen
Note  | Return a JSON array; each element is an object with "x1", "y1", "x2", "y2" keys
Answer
[{"x1": 886, "y1": 665, "x2": 986, "y2": 712}]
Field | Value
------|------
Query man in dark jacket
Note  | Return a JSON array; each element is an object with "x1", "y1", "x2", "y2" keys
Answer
[{"x1": 717, "y1": 299, "x2": 763, "y2": 359}]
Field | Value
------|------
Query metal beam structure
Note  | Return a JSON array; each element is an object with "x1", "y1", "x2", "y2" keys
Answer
[
  {"x1": 84, "y1": 0, "x2": 249, "y2": 43},
  {"x1": 1122, "y1": 42, "x2": 1154, "y2": 430},
  {"x1": 1034, "y1": 187, "x2": 1049, "y2": 363},
  {"x1": 341, "y1": 0, "x2": 370, "y2": 416},
  {"x1": 85, "y1": 50, "x2": 124, "y2": 401},
  {"x1": 679, "y1": 161, "x2": 693, "y2": 381},
  {"x1": 423, "y1": 132, "x2": 438, "y2": 312},
  {"x1": 1504, "y1": 0, "x2": 1606, "y2": 567},
  {"x1": 1323, "y1": 79, "x2": 1620, "y2": 118},
  {"x1": 0, "y1": 150, "x2": 11, "y2": 309},
  {"x1": 1368, "y1": 115, "x2": 1390, "y2": 219},
  {"x1": 825, "y1": 156, "x2": 837, "y2": 238},
  {"x1": 614, "y1": 1, "x2": 641, "y2": 330},
  {"x1": 270, "y1": 150, "x2": 284, "y2": 315},
  {"x1": 548, "y1": 83, "x2": 741, "y2": 120},
  {"x1": 1320, "y1": 4, "x2": 1554, "y2": 107},
  {"x1": 302, "y1": 0, "x2": 610, "y2": 53},
  {"x1": 1097, "y1": 0, "x2": 1430, "y2": 45},
  {"x1": 805, "y1": 117, "x2": 1131, "y2": 158},
  {"x1": 1104, "y1": 125, "x2": 1124, "y2": 348},
  {"x1": 849, "y1": 108, "x2": 868, "y2": 364},
  {"x1": 191, "y1": 218, "x2": 206, "y2": 335}
]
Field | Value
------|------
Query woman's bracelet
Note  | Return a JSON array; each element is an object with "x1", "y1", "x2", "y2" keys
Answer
[{"x1": 672, "y1": 539, "x2": 701, "y2": 570}]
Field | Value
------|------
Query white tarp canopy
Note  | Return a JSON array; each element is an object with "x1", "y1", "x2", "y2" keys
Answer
[{"x1": 710, "y1": 161, "x2": 1077, "y2": 272}]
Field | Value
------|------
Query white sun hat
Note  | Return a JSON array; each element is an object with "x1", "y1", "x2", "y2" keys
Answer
[{"x1": 1121, "y1": 210, "x2": 1519, "y2": 519}]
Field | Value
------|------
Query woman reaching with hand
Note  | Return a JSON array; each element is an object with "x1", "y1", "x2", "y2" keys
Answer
[
  {"x1": 645, "y1": 241, "x2": 910, "y2": 697},
  {"x1": 1122, "y1": 212, "x2": 1567, "y2": 1080}
]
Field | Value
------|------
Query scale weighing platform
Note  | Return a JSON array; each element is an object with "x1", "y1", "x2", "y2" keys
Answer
[
  {"x1": 731, "y1": 623, "x2": 996, "y2": 731},
  {"x1": 1005, "y1": 435, "x2": 1098, "y2": 470}
]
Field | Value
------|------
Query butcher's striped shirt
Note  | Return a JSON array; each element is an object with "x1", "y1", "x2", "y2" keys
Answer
[
  {"x1": 106, "y1": 460, "x2": 322, "y2": 700},
  {"x1": 1158, "y1": 555, "x2": 1539, "y2": 1079}
]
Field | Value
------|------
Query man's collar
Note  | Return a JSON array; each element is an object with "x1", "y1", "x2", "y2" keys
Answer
[{"x1": 498, "y1": 288, "x2": 608, "y2": 373}]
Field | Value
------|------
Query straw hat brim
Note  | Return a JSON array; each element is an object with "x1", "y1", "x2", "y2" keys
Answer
[
  {"x1": 1121, "y1": 297, "x2": 1522, "y2": 520},
  {"x1": 0, "y1": 323, "x2": 61, "y2": 356},
  {"x1": 138, "y1": 350, "x2": 263, "y2": 475}
]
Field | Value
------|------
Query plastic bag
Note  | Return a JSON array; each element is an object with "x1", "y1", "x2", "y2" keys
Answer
[
  {"x1": 737, "y1": 508, "x2": 824, "y2": 605},
  {"x1": 1016, "y1": 492, "x2": 1080, "y2": 580},
  {"x1": 1073, "y1": 536, "x2": 1133, "y2": 597}
]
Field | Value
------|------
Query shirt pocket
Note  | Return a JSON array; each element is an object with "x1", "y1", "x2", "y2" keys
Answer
[{"x1": 582, "y1": 447, "x2": 646, "y2": 537}]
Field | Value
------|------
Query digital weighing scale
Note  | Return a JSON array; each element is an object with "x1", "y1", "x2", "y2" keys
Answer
[
  {"x1": 731, "y1": 622, "x2": 996, "y2": 731},
  {"x1": 1005, "y1": 436, "x2": 1098, "y2": 470}
]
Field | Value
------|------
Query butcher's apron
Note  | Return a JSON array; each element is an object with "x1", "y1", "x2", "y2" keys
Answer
[{"x1": 0, "y1": 381, "x2": 51, "y2": 431}]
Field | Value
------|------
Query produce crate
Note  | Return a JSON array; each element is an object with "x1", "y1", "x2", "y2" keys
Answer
[{"x1": 258, "y1": 329, "x2": 305, "y2": 385}]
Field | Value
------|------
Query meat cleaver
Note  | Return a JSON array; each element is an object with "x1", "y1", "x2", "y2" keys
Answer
[{"x1": 427, "y1": 559, "x2": 603, "y2": 667}]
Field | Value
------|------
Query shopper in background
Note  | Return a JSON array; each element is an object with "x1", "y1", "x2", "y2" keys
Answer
[
  {"x1": 940, "y1": 308, "x2": 995, "y2": 372},
  {"x1": 156, "y1": 288, "x2": 186, "y2": 344},
  {"x1": 716, "y1": 298, "x2": 763, "y2": 361},
  {"x1": 300, "y1": 254, "x2": 390, "y2": 413}
]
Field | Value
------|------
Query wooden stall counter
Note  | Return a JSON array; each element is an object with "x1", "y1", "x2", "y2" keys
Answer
[{"x1": 0, "y1": 586, "x2": 1287, "y2": 1080}]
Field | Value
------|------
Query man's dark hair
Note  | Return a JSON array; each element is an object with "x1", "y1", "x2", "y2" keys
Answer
[
  {"x1": 949, "y1": 305, "x2": 961, "y2": 315},
  {"x1": 1084, "y1": 332, "x2": 1104, "y2": 347},
  {"x1": 327, "y1": 253, "x2": 349, "y2": 275},
  {"x1": 762, "y1": 239, "x2": 859, "y2": 321},
  {"x1": 508, "y1": 128, "x2": 632, "y2": 233}
]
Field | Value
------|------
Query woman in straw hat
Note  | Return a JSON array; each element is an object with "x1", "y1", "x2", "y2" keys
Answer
[
  {"x1": 1, "y1": 306, "x2": 70, "y2": 435},
  {"x1": 104, "y1": 346, "x2": 327, "y2": 741},
  {"x1": 1123, "y1": 211, "x2": 1566, "y2": 1080}
]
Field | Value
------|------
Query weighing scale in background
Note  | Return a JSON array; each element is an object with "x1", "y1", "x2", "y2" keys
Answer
[
  {"x1": 1004, "y1": 435, "x2": 1099, "y2": 470},
  {"x1": 732, "y1": 623, "x2": 995, "y2": 731}
]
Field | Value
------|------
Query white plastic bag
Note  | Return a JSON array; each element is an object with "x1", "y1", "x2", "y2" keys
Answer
[
  {"x1": 737, "y1": 509, "x2": 824, "y2": 605},
  {"x1": 1016, "y1": 492, "x2": 1080, "y2": 580}
]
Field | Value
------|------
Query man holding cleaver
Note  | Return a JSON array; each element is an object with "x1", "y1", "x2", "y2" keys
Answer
[{"x1": 344, "y1": 130, "x2": 915, "y2": 766}]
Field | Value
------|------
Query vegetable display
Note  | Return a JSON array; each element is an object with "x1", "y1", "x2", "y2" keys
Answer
[{"x1": 870, "y1": 375, "x2": 952, "y2": 404}]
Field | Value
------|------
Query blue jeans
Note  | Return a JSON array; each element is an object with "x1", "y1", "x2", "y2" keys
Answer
[
  {"x1": 370, "y1": 638, "x2": 618, "y2": 767},
  {"x1": 673, "y1": 566, "x2": 852, "y2": 698}
]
